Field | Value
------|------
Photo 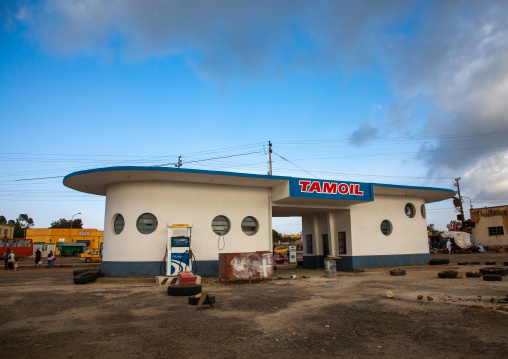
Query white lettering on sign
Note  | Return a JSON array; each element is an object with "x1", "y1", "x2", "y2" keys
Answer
[
  {"x1": 79, "y1": 231, "x2": 89, "y2": 236},
  {"x1": 59, "y1": 238, "x2": 65, "y2": 242},
  {"x1": 299, "y1": 180, "x2": 364, "y2": 196}
]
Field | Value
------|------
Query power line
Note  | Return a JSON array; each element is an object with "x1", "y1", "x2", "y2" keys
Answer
[
  {"x1": 272, "y1": 152, "x2": 319, "y2": 179},
  {"x1": 15, "y1": 176, "x2": 64, "y2": 182}
]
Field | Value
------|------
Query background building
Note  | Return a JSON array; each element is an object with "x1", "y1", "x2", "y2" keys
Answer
[
  {"x1": 26, "y1": 228, "x2": 104, "y2": 256},
  {"x1": 470, "y1": 206, "x2": 508, "y2": 249},
  {"x1": 0, "y1": 224, "x2": 14, "y2": 239}
]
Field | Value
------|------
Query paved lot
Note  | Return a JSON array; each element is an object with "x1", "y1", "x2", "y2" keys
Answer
[{"x1": 1, "y1": 253, "x2": 507, "y2": 358}]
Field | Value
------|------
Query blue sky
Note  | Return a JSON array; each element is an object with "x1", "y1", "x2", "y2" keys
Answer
[{"x1": 1, "y1": 0, "x2": 507, "y2": 233}]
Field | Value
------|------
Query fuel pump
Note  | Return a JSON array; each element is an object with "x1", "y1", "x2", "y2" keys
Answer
[{"x1": 166, "y1": 223, "x2": 194, "y2": 276}]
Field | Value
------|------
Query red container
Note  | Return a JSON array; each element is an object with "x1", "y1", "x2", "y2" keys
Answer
[{"x1": 177, "y1": 271, "x2": 196, "y2": 285}]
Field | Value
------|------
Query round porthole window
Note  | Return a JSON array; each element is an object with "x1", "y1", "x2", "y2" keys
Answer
[
  {"x1": 136, "y1": 213, "x2": 158, "y2": 234},
  {"x1": 405, "y1": 203, "x2": 416, "y2": 218},
  {"x1": 380, "y1": 220, "x2": 392, "y2": 236},
  {"x1": 113, "y1": 214, "x2": 124, "y2": 235},
  {"x1": 241, "y1": 216, "x2": 259, "y2": 236},
  {"x1": 212, "y1": 215, "x2": 230, "y2": 235},
  {"x1": 421, "y1": 204, "x2": 426, "y2": 219}
]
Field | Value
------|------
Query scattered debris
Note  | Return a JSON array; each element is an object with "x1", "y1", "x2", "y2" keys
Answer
[
  {"x1": 427, "y1": 296, "x2": 434, "y2": 301},
  {"x1": 386, "y1": 291, "x2": 394, "y2": 298},
  {"x1": 417, "y1": 295, "x2": 423, "y2": 300}
]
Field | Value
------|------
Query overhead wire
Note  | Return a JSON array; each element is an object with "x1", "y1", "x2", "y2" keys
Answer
[{"x1": 272, "y1": 152, "x2": 319, "y2": 179}]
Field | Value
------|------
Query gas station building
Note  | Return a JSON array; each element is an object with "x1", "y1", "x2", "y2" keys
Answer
[{"x1": 63, "y1": 166, "x2": 455, "y2": 276}]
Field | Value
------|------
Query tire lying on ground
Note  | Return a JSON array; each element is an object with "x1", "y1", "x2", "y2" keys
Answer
[
  {"x1": 73, "y1": 269, "x2": 96, "y2": 277},
  {"x1": 466, "y1": 272, "x2": 482, "y2": 278},
  {"x1": 167, "y1": 284, "x2": 202, "y2": 296},
  {"x1": 73, "y1": 269, "x2": 101, "y2": 285},
  {"x1": 438, "y1": 270, "x2": 458, "y2": 279},
  {"x1": 429, "y1": 259, "x2": 450, "y2": 265},
  {"x1": 485, "y1": 261, "x2": 496, "y2": 265},
  {"x1": 503, "y1": 262, "x2": 508, "y2": 266},
  {"x1": 479, "y1": 267, "x2": 508, "y2": 276},
  {"x1": 457, "y1": 261, "x2": 469, "y2": 265},
  {"x1": 390, "y1": 269, "x2": 406, "y2": 276},
  {"x1": 483, "y1": 274, "x2": 502, "y2": 281},
  {"x1": 188, "y1": 294, "x2": 216, "y2": 305},
  {"x1": 470, "y1": 262, "x2": 481, "y2": 265}
]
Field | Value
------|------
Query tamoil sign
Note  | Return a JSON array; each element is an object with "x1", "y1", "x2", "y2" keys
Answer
[{"x1": 289, "y1": 178, "x2": 373, "y2": 201}]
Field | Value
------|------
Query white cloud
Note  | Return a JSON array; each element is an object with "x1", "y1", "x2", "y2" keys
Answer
[{"x1": 7, "y1": 0, "x2": 508, "y2": 204}]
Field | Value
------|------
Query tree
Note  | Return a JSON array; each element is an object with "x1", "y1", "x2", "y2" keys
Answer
[
  {"x1": 17, "y1": 214, "x2": 34, "y2": 228},
  {"x1": 50, "y1": 218, "x2": 83, "y2": 229},
  {"x1": 11, "y1": 214, "x2": 35, "y2": 238},
  {"x1": 272, "y1": 229, "x2": 283, "y2": 243},
  {"x1": 0, "y1": 215, "x2": 6, "y2": 224}
]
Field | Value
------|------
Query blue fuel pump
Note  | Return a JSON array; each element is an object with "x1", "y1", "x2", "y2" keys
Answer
[{"x1": 166, "y1": 224, "x2": 193, "y2": 276}]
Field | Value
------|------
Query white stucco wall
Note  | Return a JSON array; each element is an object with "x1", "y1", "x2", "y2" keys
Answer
[
  {"x1": 349, "y1": 195, "x2": 427, "y2": 256},
  {"x1": 329, "y1": 210, "x2": 352, "y2": 255},
  {"x1": 103, "y1": 181, "x2": 271, "y2": 263},
  {"x1": 298, "y1": 197, "x2": 428, "y2": 258}
]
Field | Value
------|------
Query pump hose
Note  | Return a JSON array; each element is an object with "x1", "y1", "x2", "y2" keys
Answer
[
  {"x1": 190, "y1": 251, "x2": 197, "y2": 275},
  {"x1": 159, "y1": 246, "x2": 168, "y2": 276}
]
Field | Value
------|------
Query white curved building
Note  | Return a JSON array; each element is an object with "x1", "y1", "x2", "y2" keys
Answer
[{"x1": 63, "y1": 167, "x2": 455, "y2": 276}]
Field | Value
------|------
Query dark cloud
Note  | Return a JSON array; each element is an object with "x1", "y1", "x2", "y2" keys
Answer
[
  {"x1": 10, "y1": 0, "x2": 411, "y2": 73},
  {"x1": 348, "y1": 121, "x2": 381, "y2": 147}
]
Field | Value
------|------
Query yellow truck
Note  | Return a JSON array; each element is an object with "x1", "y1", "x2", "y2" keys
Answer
[{"x1": 79, "y1": 249, "x2": 102, "y2": 263}]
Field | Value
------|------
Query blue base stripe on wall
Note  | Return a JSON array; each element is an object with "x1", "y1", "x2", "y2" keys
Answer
[
  {"x1": 102, "y1": 260, "x2": 219, "y2": 277},
  {"x1": 303, "y1": 253, "x2": 430, "y2": 270}
]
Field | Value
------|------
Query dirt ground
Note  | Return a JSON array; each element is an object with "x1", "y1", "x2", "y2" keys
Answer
[{"x1": 1, "y1": 253, "x2": 508, "y2": 359}]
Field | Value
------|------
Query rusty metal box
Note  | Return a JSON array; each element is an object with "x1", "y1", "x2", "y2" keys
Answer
[{"x1": 219, "y1": 251, "x2": 274, "y2": 283}]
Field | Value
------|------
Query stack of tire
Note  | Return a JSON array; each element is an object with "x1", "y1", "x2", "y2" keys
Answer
[
  {"x1": 167, "y1": 283, "x2": 216, "y2": 305},
  {"x1": 73, "y1": 269, "x2": 101, "y2": 284},
  {"x1": 479, "y1": 267, "x2": 507, "y2": 281}
]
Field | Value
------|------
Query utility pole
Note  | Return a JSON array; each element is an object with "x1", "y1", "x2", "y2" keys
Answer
[
  {"x1": 453, "y1": 177, "x2": 465, "y2": 227},
  {"x1": 175, "y1": 156, "x2": 182, "y2": 168},
  {"x1": 268, "y1": 141, "x2": 272, "y2": 176}
]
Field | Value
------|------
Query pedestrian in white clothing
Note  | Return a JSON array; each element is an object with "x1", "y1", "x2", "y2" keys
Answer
[{"x1": 446, "y1": 240, "x2": 452, "y2": 254}]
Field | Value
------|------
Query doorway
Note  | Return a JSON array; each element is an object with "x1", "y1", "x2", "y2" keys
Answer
[{"x1": 322, "y1": 234, "x2": 330, "y2": 257}]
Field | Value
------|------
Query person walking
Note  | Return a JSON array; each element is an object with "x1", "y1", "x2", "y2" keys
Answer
[
  {"x1": 4, "y1": 248, "x2": 11, "y2": 270},
  {"x1": 47, "y1": 251, "x2": 56, "y2": 268},
  {"x1": 446, "y1": 239, "x2": 452, "y2": 254},
  {"x1": 35, "y1": 248, "x2": 41, "y2": 265},
  {"x1": 7, "y1": 250, "x2": 15, "y2": 270}
]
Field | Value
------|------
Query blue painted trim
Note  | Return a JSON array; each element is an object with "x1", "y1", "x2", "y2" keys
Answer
[
  {"x1": 63, "y1": 166, "x2": 454, "y2": 196},
  {"x1": 304, "y1": 253, "x2": 430, "y2": 270},
  {"x1": 303, "y1": 255, "x2": 323, "y2": 269},
  {"x1": 372, "y1": 183, "x2": 456, "y2": 195},
  {"x1": 63, "y1": 166, "x2": 291, "y2": 183},
  {"x1": 102, "y1": 260, "x2": 219, "y2": 277},
  {"x1": 350, "y1": 253, "x2": 430, "y2": 269}
]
